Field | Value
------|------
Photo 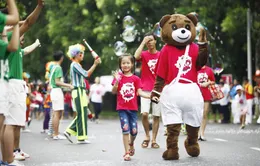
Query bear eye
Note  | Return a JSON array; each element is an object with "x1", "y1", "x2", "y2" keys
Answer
[
  {"x1": 185, "y1": 24, "x2": 191, "y2": 30},
  {"x1": 172, "y1": 24, "x2": 178, "y2": 30}
]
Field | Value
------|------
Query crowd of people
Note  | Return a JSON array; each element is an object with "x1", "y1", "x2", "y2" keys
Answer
[
  {"x1": 0, "y1": 0, "x2": 44, "y2": 165},
  {"x1": 209, "y1": 76, "x2": 260, "y2": 128},
  {"x1": 1, "y1": 0, "x2": 260, "y2": 165}
]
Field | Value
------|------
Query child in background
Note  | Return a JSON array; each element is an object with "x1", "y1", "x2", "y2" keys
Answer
[
  {"x1": 234, "y1": 85, "x2": 247, "y2": 129},
  {"x1": 112, "y1": 54, "x2": 150, "y2": 161},
  {"x1": 42, "y1": 86, "x2": 52, "y2": 133}
]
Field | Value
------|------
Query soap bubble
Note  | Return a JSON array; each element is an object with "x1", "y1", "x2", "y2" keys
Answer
[
  {"x1": 123, "y1": 15, "x2": 136, "y2": 30},
  {"x1": 195, "y1": 22, "x2": 205, "y2": 41},
  {"x1": 122, "y1": 29, "x2": 137, "y2": 42},
  {"x1": 114, "y1": 41, "x2": 127, "y2": 56},
  {"x1": 212, "y1": 58, "x2": 224, "y2": 75},
  {"x1": 153, "y1": 22, "x2": 161, "y2": 37}
]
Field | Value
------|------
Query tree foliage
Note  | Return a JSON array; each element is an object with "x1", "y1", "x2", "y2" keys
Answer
[{"x1": 4, "y1": 0, "x2": 259, "y2": 83}]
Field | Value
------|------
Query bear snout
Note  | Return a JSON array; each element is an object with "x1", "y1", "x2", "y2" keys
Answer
[{"x1": 181, "y1": 30, "x2": 186, "y2": 34}]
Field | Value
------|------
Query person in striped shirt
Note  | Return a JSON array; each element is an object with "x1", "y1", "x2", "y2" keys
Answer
[{"x1": 64, "y1": 44, "x2": 101, "y2": 144}]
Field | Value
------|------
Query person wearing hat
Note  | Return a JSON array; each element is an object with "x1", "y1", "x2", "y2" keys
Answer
[
  {"x1": 234, "y1": 85, "x2": 247, "y2": 129},
  {"x1": 253, "y1": 70, "x2": 260, "y2": 124},
  {"x1": 64, "y1": 44, "x2": 101, "y2": 144}
]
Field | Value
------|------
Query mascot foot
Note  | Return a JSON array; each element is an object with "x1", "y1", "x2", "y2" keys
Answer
[
  {"x1": 162, "y1": 149, "x2": 179, "y2": 160},
  {"x1": 184, "y1": 138, "x2": 200, "y2": 157},
  {"x1": 162, "y1": 124, "x2": 181, "y2": 160},
  {"x1": 185, "y1": 125, "x2": 200, "y2": 157}
]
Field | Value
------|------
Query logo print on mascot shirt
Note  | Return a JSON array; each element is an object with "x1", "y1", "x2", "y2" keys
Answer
[
  {"x1": 175, "y1": 55, "x2": 192, "y2": 75},
  {"x1": 197, "y1": 73, "x2": 208, "y2": 85},
  {"x1": 147, "y1": 59, "x2": 158, "y2": 74},
  {"x1": 120, "y1": 82, "x2": 135, "y2": 102}
]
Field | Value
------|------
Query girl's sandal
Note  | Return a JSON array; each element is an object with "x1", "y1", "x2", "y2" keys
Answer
[
  {"x1": 123, "y1": 152, "x2": 131, "y2": 161},
  {"x1": 129, "y1": 143, "x2": 135, "y2": 156}
]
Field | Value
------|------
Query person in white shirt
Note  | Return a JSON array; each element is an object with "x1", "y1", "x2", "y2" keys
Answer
[
  {"x1": 218, "y1": 80, "x2": 230, "y2": 123},
  {"x1": 89, "y1": 77, "x2": 105, "y2": 123}
]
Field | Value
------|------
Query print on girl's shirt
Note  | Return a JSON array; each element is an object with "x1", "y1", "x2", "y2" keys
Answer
[
  {"x1": 96, "y1": 90, "x2": 101, "y2": 95},
  {"x1": 147, "y1": 59, "x2": 158, "y2": 74},
  {"x1": 197, "y1": 72, "x2": 209, "y2": 85},
  {"x1": 120, "y1": 82, "x2": 135, "y2": 102},
  {"x1": 175, "y1": 55, "x2": 192, "y2": 75}
]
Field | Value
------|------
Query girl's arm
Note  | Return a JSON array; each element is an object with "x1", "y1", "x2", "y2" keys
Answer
[
  {"x1": 137, "y1": 89, "x2": 151, "y2": 99},
  {"x1": 112, "y1": 81, "x2": 118, "y2": 94},
  {"x1": 55, "y1": 78, "x2": 74, "y2": 89}
]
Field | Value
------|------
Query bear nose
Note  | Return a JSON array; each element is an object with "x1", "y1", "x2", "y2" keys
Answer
[{"x1": 181, "y1": 30, "x2": 186, "y2": 34}]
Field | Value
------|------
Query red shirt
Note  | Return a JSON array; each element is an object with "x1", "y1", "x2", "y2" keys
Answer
[
  {"x1": 114, "y1": 74, "x2": 142, "y2": 111},
  {"x1": 32, "y1": 91, "x2": 44, "y2": 105},
  {"x1": 197, "y1": 66, "x2": 215, "y2": 101},
  {"x1": 139, "y1": 50, "x2": 160, "y2": 91},
  {"x1": 84, "y1": 79, "x2": 90, "y2": 91},
  {"x1": 64, "y1": 92, "x2": 72, "y2": 107},
  {"x1": 156, "y1": 43, "x2": 199, "y2": 84}
]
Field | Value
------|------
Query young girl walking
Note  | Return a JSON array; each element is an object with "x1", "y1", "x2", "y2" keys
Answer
[
  {"x1": 234, "y1": 85, "x2": 247, "y2": 129},
  {"x1": 112, "y1": 54, "x2": 150, "y2": 161}
]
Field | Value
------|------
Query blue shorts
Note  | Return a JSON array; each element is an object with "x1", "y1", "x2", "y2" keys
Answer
[{"x1": 118, "y1": 110, "x2": 138, "y2": 136}]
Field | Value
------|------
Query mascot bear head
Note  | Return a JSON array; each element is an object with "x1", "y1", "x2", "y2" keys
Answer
[{"x1": 159, "y1": 13, "x2": 198, "y2": 47}]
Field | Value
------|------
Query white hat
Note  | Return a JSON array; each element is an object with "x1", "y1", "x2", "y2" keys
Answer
[{"x1": 236, "y1": 85, "x2": 243, "y2": 91}]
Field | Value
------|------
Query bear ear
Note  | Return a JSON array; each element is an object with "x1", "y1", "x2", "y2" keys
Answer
[
  {"x1": 186, "y1": 13, "x2": 198, "y2": 26},
  {"x1": 159, "y1": 15, "x2": 171, "y2": 28}
]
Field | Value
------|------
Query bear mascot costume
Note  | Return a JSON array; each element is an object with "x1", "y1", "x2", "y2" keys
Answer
[{"x1": 151, "y1": 13, "x2": 208, "y2": 160}]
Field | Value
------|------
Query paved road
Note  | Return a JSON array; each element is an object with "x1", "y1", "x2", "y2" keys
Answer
[{"x1": 10, "y1": 119, "x2": 260, "y2": 166}]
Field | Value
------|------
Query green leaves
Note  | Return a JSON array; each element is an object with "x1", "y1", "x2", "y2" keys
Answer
[{"x1": 15, "y1": 0, "x2": 259, "y2": 82}]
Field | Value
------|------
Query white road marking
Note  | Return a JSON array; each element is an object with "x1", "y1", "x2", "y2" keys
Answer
[
  {"x1": 214, "y1": 138, "x2": 228, "y2": 142},
  {"x1": 250, "y1": 147, "x2": 260, "y2": 152}
]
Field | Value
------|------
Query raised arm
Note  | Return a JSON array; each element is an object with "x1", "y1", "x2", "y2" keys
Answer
[
  {"x1": 196, "y1": 29, "x2": 208, "y2": 70},
  {"x1": 134, "y1": 36, "x2": 152, "y2": 60},
  {"x1": 73, "y1": 62, "x2": 88, "y2": 78},
  {"x1": 19, "y1": 0, "x2": 44, "y2": 36},
  {"x1": 86, "y1": 58, "x2": 101, "y2": 77},
  {"x1": 5, "y1": 0, "x2": 19, "y2": 25},
  {"x1": 7, "y1": 24, "x2": 19, "y2": 51},
  {"x1": 23, "y1": 39, "x2": 41, "y2": 55}
]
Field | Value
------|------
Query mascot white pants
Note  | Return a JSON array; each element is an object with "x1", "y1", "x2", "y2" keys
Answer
[{"x1": 160, "y1": 79, "x2": 204, "y2": 127}]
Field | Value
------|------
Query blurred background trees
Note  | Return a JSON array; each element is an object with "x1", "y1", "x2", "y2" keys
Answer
[{"x1": 1, "y1": 0, "x2": 259, "y2": 83}]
